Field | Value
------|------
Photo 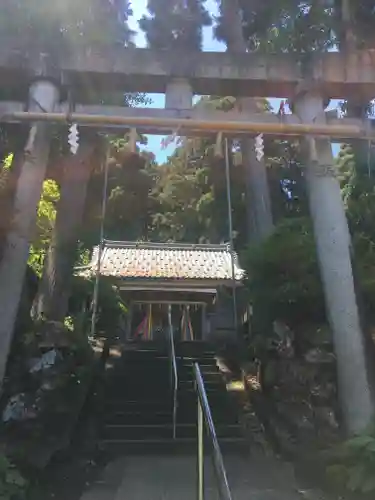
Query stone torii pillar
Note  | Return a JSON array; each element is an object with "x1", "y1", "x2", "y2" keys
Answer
[
  {"x1": 165, "y1": 78, "x2": 193, "y2": 110},
  {"x1": 0, "y1": 77, "x2": 60, "y2": 389},
  {"x1": 290, "y1": 87, "x2": 375, "y2": 435}
]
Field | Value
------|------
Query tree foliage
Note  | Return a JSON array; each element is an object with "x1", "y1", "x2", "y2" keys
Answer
[
  {"x1": 243, "y1": 217, "x2": 325, "y2": 328},
  {"x1": 28, "y1": 179, "x2": 60, "y2": 277},
  {"x1": 0, "y1": 454, "x2": 27, "y2": 500},
  {"x1": 242, "y1": 138, "x2": 375, "y2": 332},
  {"x1": 238, "y1": 0, "x2": 336, "y2": 53},
  {"x1": 236, "y1": 0, "x2": 375, "y2": 53},
  {"x1": 327, "y1": 420, "x2": 375, "y2": 494},
  {"x1": 139, "y1": 0, "x2": 211, "y2": 50},
  {"x1": 0, "y1": 0, "x2": 134, "y2": 53},
  {"x1": 80, "y1": 139, "x2": 155, "y2": 247}
]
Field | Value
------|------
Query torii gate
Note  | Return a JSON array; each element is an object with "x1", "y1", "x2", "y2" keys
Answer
[{"x1": 0, "y1": 46, "x2": 374, "y2": 434}]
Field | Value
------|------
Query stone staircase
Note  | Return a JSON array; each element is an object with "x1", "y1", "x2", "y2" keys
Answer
[
  {"x1": 80, "y1": 343, "x2": 312, "y2": 500},
  {"x1": 98, "y1": 343, "x2": 245, "y2": 453}
]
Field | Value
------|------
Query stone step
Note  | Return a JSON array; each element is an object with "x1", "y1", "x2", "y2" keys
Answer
[
  {"x1": 104, "y1": 410, "x2": 239, "y2": 426},
  {"x1": 108, "y1": 362, "x2": 218, "y2": 377},
  {"x1": 102, "y1": 423, "x2": 243, "y2": 441},
  {"x1": 104, "y1": 400, "x2": 238, "y2": 418},
  {"x1": 98, "y1": 436, "x2": 247, "y2": 455},
  {"x1": 120, "y1": 351, "x2": 216, "y2": 361},
  {"x1": 104, "y1": 391, "x2": 233, "y2": 412},
  {"x1": 97, "y1": 348, "x2": 243, "y2": 454},
  {"x1": 104, "y1": 376, "x2": 222, "y2": 392}
]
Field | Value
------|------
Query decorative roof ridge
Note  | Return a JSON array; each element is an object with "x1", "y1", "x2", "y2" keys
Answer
[{"x1": 102, "y1": 240, "x2": 232, "y2": 252}]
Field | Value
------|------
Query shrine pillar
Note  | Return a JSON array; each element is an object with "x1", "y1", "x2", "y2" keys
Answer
[
  {"x1": 165, "y1": 78, "x2": 193, "y2": 110},
  {"x1": 219, "y1": 0, "x2": 273, "y2": 243},
  {"x1": 0, "y1": 77, "x2": 60, "y2": 388},
  {"x1": 291, "y1": 87, "x2": 375, "y2": 434}
]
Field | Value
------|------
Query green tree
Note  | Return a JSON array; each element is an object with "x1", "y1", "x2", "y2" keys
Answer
[
  {"x1": 239, "y1": 1, "x2": 375, "y2": 54},
  {"x1": 0, "y1": 0, "x2": 134, "y2": 54},
  {"x1": 32, "y1": 134, "x2": 101, "y2": 322},
  {"x1": 139, "y1": 0, "x2": 211, "y2": 50},
  {"x1": 148, "y1": 96, "x2": 249, "y2": 247},
  {"x1": 28, "y1": 179, "x2": 60, "y2": 277},
  {"x1": 243, "y1": 217, "x2": 324, "y2": 329},
  {"x1": 239, "y1": 0, "x2": 336, "y2": 54},
  {"x1": 266, "y1": 138, "x2": 308, "y2": 222},
  {"x1": 150, "y1": 95, "x2": 307, "y2": 248},
  {"x1": 81, "y1": 139, "x2": 155, "y2": 247},
  {"x1": 214, "y1": 0, "x2": 274, "y2": 243}
]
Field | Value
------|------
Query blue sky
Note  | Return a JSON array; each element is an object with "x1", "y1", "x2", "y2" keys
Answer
[{"x1": 129, "y1": 1, "x2": 339, "y2": 161}]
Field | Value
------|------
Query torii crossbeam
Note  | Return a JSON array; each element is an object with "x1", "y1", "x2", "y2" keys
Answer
[
  {"x1": 0, "y1": 106, "x2": 374, "y2": 140},
  {"x1": 0, "y1": 48, "x2": 374, "y2": 100}
]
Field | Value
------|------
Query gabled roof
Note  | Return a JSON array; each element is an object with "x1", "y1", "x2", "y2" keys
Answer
[{"x1": 83, "y1": 241, "x2": 244, "y2": 281}]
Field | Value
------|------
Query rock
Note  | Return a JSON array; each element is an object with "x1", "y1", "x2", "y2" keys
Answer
[
  {"x1": 310, "y1": 382, "x2": 336, "y2": 404},
  {"x1": 299, "y1": 325, "x2": 333, "y2": 348},
  {"x1": 37, "y1": 321, "x2": 72, "y2": 348},
  {"x1": 29, "y1": 349, "x2": 60, "y2": 373},
  {"x1": 314, "y1": 407, "x2": 339, "y2": 429},
  {"x1": 2, "y1": 393, "x2": 38, "y2": 422},
  {"x1": 297, "y1": 489, "x2": 328, "y2": 500},
  {"x1": 304, "y1": 348, "x2": 335, "y2": 364},
  {"x1": 272, "y1": 321, "x2": 295, "y2": 358},
  {"x1": 273, "y1": 320, "x2": 294, "y2": 343}
]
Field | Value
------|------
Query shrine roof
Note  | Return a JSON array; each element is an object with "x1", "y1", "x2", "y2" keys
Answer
[{"x1": 82, "y1": 241, "x2": 244, "y2": 282}]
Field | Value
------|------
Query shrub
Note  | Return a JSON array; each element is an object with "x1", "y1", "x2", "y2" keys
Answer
[
  {"x1": 0, "y1": 454, "x2": 27, "y2": 500},
  {"x1": 326, "y1": 421, "x2": 375, "y2": 494},
  {"x1": 243, "y1": 214, "x2": 375, "y2": 332},
  {"x1": 242, "y1": 217, "x2": 325, "y2": 329}
]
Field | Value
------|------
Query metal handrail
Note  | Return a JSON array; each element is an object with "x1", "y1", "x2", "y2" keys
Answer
[
  {"x1": 167, "y1": 305, "x2": 178, "y2": 439},
  {"x1": 193, "y1": 362, "x2": 232, "y2": 500}
]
